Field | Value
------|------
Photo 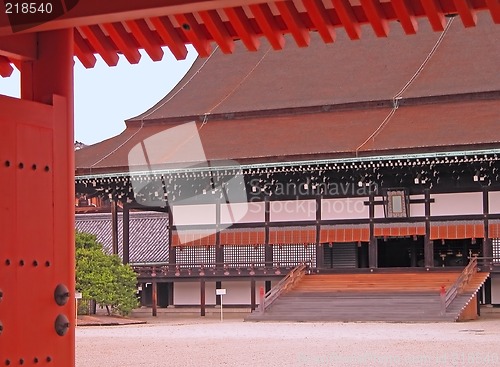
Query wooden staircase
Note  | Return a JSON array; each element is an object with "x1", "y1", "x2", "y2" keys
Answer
[{"x1": 247, "y1": 270, "x2": 490, "y2": 322}]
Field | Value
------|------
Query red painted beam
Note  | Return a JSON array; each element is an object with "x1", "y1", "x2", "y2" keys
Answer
[
  {"x1": 0, "y1": 33, "x2": 36, "y2": 60},
  {"x1": 175, "y1": 13, "x2": 212, "y2": 57},
  {"x1": 74, "y1": 28, "x2": 97, "y2": 68},
  {"x1": 331, "y1": 0, "x2": 362, "y2": 39},
  {"x1": 224, "y1": 6, "x2": 260, "y2": 51},
  {"x1": 485, "y1": 0, "x2": 500, "y2": 23},
  {"x1": 249, "y1": 3, "x2": 285, "y2": 50},
  {"x1": 102, "y1": 22, "x2": 142, "y2": 64},
  {"x1": 150, "y1": 16, "x2": 188, "y2": 60},
  {"x1": 0, "y1": 0, "x2": 272, "y2": 36},
  {"x1": 453, "y1": 0, "x2": 477, "y2": 27},
  {"x1": 199, "y1": 10, "x2": 235, "y2": 54},
  {"x1": 79, "y1": 25, "x2": 119, "y2": 66},
  {"x1": 421, "y1": 0, "x2": 446, "y2": 31},
  {"x1": 275, "y1": 1, "x2": 310, "y2": 47},
  {"x1": 360, "y1": 0, "x2": 389, "y2": 37},
  {"x1": 125, "y1": 19, "x2": 164, "y2": 61},
  {"x1": 390, "y1": 0, "x2": 418, "y2": 34},
  {"x1": 302, "y1": 0, "x2": 336, "y2": 43},
  {"x1": 0, "y1": 55, "x2": 13, "y2": 77}
]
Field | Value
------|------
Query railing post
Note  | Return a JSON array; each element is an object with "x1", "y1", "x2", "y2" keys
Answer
[
  {"x1": 440, "y1": 285, "x2": 446, "y2": 315},
  {"x1": 259, "y1": 286, "x2": 265, "y2": 313}
]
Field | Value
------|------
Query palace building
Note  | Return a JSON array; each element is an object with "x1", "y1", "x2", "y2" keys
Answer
[{"x1": 75, "y1": 13, "x2": 500, "y2": 321}]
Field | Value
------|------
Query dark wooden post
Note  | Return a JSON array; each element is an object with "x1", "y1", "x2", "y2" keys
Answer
[
  {"x1": 368, "y1": 192, "x2": 377, "y2": 268},
  {"x1": 111, "y1": 197, "x2": 119, "y2": 255},
  {"x1": 200, "y1": 279, "x2": 206, "y2": 316},
  {"x1": 424, "y1": 189, "x2": 434, "y2": 268},
  {"x1": 315, "y1": 195, "x2": 323, "y2": 270},
  {"x1": 250, "y1": 278, "x2": 256, "y2": 311},
  {"x1": 264, "y1": 197, "x2": 272, "y2": 292},
  {"x1": 122, "y1": 204, "x2": 130, "y2": 265},
  {"x1": 152, "y1": 274, "x2": 158, "y2": 317},
  {"x1": 483, "y1": 188, "x2": 492, "y2": 265},
  {"x1": 167, "y1": 205, "x2": 175, "y2": 265}
]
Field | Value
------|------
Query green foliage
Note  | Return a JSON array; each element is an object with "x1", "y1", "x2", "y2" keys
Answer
[{"x1": 75, "y1": 231, "x2": 138, "y2": 315}]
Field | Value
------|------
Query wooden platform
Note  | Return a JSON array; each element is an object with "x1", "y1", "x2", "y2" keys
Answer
[{"x1": 246, "y1": 271, "x2": 490, "y2": 322}]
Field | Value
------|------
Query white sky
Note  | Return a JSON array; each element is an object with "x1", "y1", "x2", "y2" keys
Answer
[{"x1": 0, "y1": 46, "x2": 197, "y2": 145}]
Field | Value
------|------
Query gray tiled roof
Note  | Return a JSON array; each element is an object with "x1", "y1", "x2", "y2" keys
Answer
[{"x1": 75, "y1": 211, "x2": 169, "y2": 264}]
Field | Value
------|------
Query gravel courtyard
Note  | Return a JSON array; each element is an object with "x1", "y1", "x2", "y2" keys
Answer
[{"x1": 76, "y1": 315, "x2": 500, "y2": 367}]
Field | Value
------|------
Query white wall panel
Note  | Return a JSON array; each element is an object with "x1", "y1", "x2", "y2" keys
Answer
[
  {"x1": 173, "y1": 204, "x2": 216, "y2": 225},
  {"x1": 221, "y1": 202, "x2": 265, "y2": 224},
  {"x1": 431, "y1": 193, "x2": 483, "y2": 216},
  {"x1": 270, "y1": 200, "x2": 316, "y2": 222},
  {"x1": 489, "y1": 191, "x2": 500, "y2": 215},
  {"x1": 321, "y1": 197, "x2": 369, "y2": 220}
]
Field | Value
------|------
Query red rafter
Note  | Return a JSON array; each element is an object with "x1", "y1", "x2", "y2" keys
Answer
[
  {"x1": 391, "y1": 0, "x2": 418, "y2": 34},
  {"x1": 421, "y1": 0, "x2": 446, "y2": 31},
  {"x1": 275, "y1": 1, "x2": 310, "y2": 47},
  {"x1": 175, "y1": 13, "x2": 212, "y2": 57},
  {"x1": 249, "y1": 3, "x2": 285, "y2": 50},
  {"x1": 360, "y1": 0, "x2": 389, "y2": 37},
  {"x1": 80, "y1": 25, "x2": 119, "y2": 66},
  {"x1": 125, "y1": 19, "x2": 164, "y2": 62},
  {"x1": 453, "y1": 0, "x2": 477, "y2": 27},
  {"x1": 0, "y1": 55, "x2": 13, "y2": 77},
  {"x1": 485, "y1": 0, "x2": 500, "y2": 23},
  {"x1": 302, "y1": 0, "x2": 336, "y2": 43},
  {"x1": 224, "y1": 7, "x2": 260, "y2": 51},
  {"x1": 150, "y1": 17, "x2": 188, "y2": 60},
  {"x1": 102, "y1": 22, "x2": 141, "y2": 64},
  {"x1": 331, "y1": 0, "x2": 361, "y2": 40},
  {"x1": 199, "y1": 10, "x2": 235, "y2": 54},
  {"x1": 74, "y1": 28, "x2": 97, "y2": 68}
]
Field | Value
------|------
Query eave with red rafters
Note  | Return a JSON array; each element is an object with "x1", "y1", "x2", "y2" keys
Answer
[{"x1": 0, "y1": 0, "x2": 499, "y2": 77}]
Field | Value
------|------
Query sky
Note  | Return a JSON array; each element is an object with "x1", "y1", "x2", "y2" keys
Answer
[{"x1": 0, "y1": 46, "x2": 197, "y2": 145}]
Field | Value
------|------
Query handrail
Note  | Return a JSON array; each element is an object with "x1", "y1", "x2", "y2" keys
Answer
[
  {"x1": 444, "y1": 256, "x2": 478, "y2": 309},
  {"x1": 260, "y1": 262, "x2": 309, "y2": 313}
]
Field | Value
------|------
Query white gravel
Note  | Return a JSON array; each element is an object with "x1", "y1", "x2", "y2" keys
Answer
[{"x1": 76, "y1": 317, "x2": 500, "y2": 367}]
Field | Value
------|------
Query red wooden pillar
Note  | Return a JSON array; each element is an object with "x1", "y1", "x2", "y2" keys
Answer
[{"x1": 0, "y1": 29, "x2": 75, "y2": 366}]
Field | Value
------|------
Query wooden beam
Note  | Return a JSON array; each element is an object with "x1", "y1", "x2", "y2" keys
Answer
[
  {"x1": 102, "y1": 22, "x2": 141, "y2": 64},
  {"x1": 275, "y1": 1, "x2": 310, "y2": 47},
  {"x1": 303, "y1": 0, "x2": 336, "y2": 43},
  {"x1": 250, "y1": 278, "x2": 256, "y2": 311},
  {"x1": 224, "y1": 6, "x2": 260, "y2": 51},
  {"x1": 168, "y1": 205, "x2": 176, "y2": 264},
  {"x1": 424, "y1": 189, "x2": 433, "y2": 268},
  {"x1": 360, "y1": 0, "x2": 390, "y2": 37},
  {"x1": 485, "y1": 0, "x2": 500, "y2": 23},
  {"x1": 150, "y1": 16, "x2": 188, "y2": 60},
  {"x1": 152, "y1": 276, "x2": 158, "y2": 317},
  {"x1": 368, "y1": 192, "x2": 377, "y2": 268},
  {"x1": 73, "y1": 28, "x2": 97, "y2": 68},
  {"x1": 111, "y1": 198, "x2": 119, "y2": 255},
  {"x1": 79, "y1": 25, "x2": 119, "y2": 66},
  {"x1": 125, "y1": 19, "x2": 164, "y2": 61},
  {"x1": 390, "y1": 0, "x2": 418, "y2": 34},
  {"x1": 199, "y1": 10, "x2": 235, "y2": 54},
  {"x1": 175, "y1": 13, "x2": 212, "y2": 57},
  {"x1": 453, "y1": 0, "x2": 477, "y2": 27},
  {"x1": 0, "y1": 0, "x2": 278, "y2": 36},
  {"x1": 421, "y1": 0, "x2": 446, "y2": 31},
  {"x1": 331, "y1": 0, "x2": 361, "y2": 40},
  {"x1": 0, "y1": 33, "x2": 36, "y2": 60},
  {"x1": 200, "y1": 279, "x2": 206, "y2": 316},
  {"x1": 0, "y1": 55, "x2": 13, "y2": 77},
  {"x1": 249, "y1": 3, "x2": 285, "y2": 50},
  {"x1": 123, "y1": 204, "x2": 130, "y2": 265},
  {"x1": 315, "y1": 196, "x2": 324, "y2": 269}
]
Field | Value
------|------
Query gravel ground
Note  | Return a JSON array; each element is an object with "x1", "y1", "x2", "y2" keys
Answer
[{"x1": 76, "y1": 315, "x2": 500, "y2": 367}]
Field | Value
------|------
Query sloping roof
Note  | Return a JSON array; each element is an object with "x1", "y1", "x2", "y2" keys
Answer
[
  {"x1": 75, "y1": 211, "x2": 168, "y2": 264},
  {"x1": 1, "y1": 0, "x2": 498, "y2": 77},
  {"x1": 75, "y1": 14, "x2": 500, "y2": 175}
]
